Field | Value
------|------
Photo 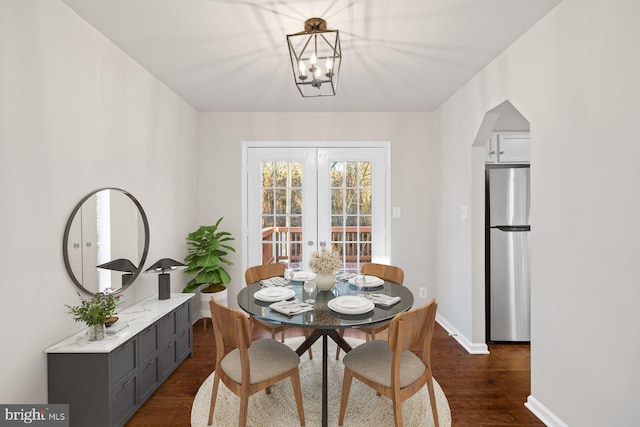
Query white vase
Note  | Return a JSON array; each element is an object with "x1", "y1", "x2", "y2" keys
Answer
[{"x1": 315, "y1": 272, "x2": 336, "y2": 291}]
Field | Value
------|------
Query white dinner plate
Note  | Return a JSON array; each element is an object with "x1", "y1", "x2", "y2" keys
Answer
[
  {"x1": 348, "y1": 275, "x2": 385, "y2": 288},
  {"x1": 292, "y1": 271, "x2": 317, "y2": 281},
  {"x1": 328, "y1": 296, "x2": 375, "y2": 315},
  {"x1": 254, "y1": 287, "x2": 296, "y2": 302}
]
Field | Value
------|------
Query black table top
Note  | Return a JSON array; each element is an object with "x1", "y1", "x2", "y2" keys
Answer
[{"x1": 237, "y1": 279, "x2": 414, "y2": 330}]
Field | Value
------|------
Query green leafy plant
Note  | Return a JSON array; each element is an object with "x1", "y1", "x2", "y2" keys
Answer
[
  {"x1": 66, "y1": 290, "x2": 122, "y2": 326},
  {"x1": 183, "y1": 217, "x2": 236, "y2": 294}
]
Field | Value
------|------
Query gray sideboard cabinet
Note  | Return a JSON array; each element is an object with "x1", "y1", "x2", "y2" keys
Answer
[{"x1": 46, "y1": 294, "x2": 194, "y2": 427}]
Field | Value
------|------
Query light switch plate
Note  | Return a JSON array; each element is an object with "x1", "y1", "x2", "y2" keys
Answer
[{"x1": 460, "y1": 205, "x2": 468, "y2": 219}]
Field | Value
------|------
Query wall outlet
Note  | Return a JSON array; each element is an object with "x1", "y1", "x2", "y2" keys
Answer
[{"x1": 419, "y1": 287, "x2": 428, "y2": 299}]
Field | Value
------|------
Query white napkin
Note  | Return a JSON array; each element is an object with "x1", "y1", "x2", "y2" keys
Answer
[
  {"x1": 269, "y1": 300, "x2": 314, "y2": 316},
  {"x1": 260, "y1": 277, "x2": 288, "y2": 286},
  {"x1": 366, "y1": 293, "x2": 401, "y2": 307},
  {"x1": 336, "y1": 272, "x2": 357, "y2": 280}
]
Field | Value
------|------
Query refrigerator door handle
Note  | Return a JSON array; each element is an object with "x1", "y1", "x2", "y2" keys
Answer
[{"x1": 493, "y1": 225, "x2": 530, "y2": 232}]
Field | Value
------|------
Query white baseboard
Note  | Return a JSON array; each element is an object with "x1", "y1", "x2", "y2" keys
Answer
[
  {"x1": 525, "y1": 395, "x2": 568, "y2": 427},
  {"x1": 435, "y1": 313, "x2": 490, "y2": 354}
]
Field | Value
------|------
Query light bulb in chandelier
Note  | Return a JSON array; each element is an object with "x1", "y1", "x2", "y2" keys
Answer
[
  {"x1": 311, "y1": 65, "x2": 322, "y2": 88},
  {"x1": 298, "y1": 61, "x2": 307, "y2": 81},
  {"x1": 325, "y1": 58, "x2": 333, "y2": 77}
]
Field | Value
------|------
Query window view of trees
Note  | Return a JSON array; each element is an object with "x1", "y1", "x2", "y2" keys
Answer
[{"x1": 260, "y1": 160, "x2": 373, "y2": 270}]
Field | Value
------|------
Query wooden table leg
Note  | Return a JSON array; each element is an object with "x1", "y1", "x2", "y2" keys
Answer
[{"x1": 294, "y1": 329, "x2": 322, "y2": 356}]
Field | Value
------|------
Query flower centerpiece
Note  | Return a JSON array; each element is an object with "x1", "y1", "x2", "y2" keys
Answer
[
  {"x1": 66, "y1": 290, "x2": 122, "y2": 341},
  {"x1": 308, "y1": 247, "x2": 342, "y2": 291}
]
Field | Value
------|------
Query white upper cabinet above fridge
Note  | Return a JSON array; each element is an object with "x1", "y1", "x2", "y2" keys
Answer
[{"x1": 486, "y1": 132, "x2": 530, "y2": 164}]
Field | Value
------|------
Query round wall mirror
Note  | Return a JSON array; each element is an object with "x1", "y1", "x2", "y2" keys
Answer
[{"x1": 63, "y1": 188, "x2": 150, "y2": 295}]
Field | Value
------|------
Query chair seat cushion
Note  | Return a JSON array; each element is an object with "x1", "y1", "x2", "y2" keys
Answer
[
  {"x1": 343, "y1": 340, "x2": 426, "y2": 388},
  {"x1": 220, "y1": 338, "x2": 300, "y2": 384}
]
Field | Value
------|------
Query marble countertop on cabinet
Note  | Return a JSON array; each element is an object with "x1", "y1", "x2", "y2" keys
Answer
[{"x1": 44, "y1": 293, "x2": 194, "y2": 354}]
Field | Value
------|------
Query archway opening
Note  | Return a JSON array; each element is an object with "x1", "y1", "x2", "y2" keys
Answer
[{"x1": 470, "y1": 100, "x2": 531, "y2": 347}]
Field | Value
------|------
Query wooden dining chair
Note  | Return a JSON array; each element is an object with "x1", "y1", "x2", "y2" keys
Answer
[
  {"x1": 208, "y1": 297, "x2": 306, "y2": 427},
  {"x1": 245, "y1": 264, "x2": 312, "y2": 358},
  {"x1": 335, "y1": 263, "x2": 404, "y2": 359},
  {"x1": 245, "y1": 264, "x2": 288, "y2": 342},
  {"x1": 338, "y1": 299, "x2": 439, "y2": 427}
]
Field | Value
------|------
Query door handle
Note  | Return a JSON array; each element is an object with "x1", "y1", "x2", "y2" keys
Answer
[
  {"x1": 308, "y1": 241, "x2": 314, "y2": 246},
  {"x1": 319, "y1": 241, "x2": 326, "y2": 248}
]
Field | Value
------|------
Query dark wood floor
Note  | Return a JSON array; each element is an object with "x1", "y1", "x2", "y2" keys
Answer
[{"x1": 126, "y1": 319, "x2": 543, "y2": 426}]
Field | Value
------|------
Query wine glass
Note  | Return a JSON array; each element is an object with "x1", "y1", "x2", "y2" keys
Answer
[
  {"x1": 303, "y1": 279, "x2": 317, "y2": 303},
  {"x1": 284, "y1": 268, "x2": 293, "y2": 285},
  {"x1": 354, "y1": 272, "x2": 366, "y2": 295}
]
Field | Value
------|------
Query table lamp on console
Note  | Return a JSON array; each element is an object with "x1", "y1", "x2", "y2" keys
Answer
[
  {"x1": 145, "y1": 258, "x2": 186, "y2": 300},
  {"x1": 97, "y1": 258, "x2": 137, "y2": 289}
]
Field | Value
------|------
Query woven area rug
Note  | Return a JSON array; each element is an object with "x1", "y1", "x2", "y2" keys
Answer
[{"x1": 191, "y1": 336, "x2": 452, "y2": 426}]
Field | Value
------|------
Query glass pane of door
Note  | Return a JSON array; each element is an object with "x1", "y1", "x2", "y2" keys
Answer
[
  {"x1": 260, "y1": 160, "x2": 304, "y2": 269},
  {"x1": 318, "y1": 147, "x2": 387, "y2": 272},
  {"x1": 247, "y1": 148, "x2": 317, "y2": 270},
  {"x1": 248, "y1": 145, "x2": 387, "y2": 273},
  {"x1": 329, "y1": 161, "x2": 372, "y2": 272}
]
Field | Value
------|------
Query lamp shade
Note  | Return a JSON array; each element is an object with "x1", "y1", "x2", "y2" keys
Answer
[
  {"x1": 144, "y1": 258, "x2": 186, "y2": 274},
  {"x1": 145, "y1": 258, "x2": 186, "y2": 300},
  {"x1": 287, "y1": 18, "x2": 341, "y2": 97},
  {"x1": 96, "y1": 258, "x2": 137, "y2": 273}
]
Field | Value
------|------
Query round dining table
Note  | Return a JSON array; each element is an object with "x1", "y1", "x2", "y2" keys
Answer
[{"x1": 237, "y1": 277, "x2": 414, "y2": 427}]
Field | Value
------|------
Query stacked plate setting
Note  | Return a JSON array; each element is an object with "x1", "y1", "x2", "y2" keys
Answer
[
  {"x1": 328, "y1": 295, "x2": 375, "y2": 315},
  {"x1": 254, "y1": 287, "x2": 296, "y2": 302},
  {"x1": 348, "y1": 275, "x2": 385, "y2": 288},
  {"x1": 292, "y1": 271, "x2": 316, "y2": 282}
]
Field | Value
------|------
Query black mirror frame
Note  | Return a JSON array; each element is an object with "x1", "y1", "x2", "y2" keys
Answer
[{"x1": 62, "y1": 187, "x2": 150, "y2": 295}]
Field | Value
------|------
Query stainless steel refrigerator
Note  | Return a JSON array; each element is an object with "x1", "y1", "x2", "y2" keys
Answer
[{"x1": 487, "y1": 166, "x2": 531, "y2": 342}]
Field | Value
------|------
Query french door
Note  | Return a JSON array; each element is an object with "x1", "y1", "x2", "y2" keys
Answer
[{"x1": 246, "y1": 144, "x2": 389, "y2": 272}]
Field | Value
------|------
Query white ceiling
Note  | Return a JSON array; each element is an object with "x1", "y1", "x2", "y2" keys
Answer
[{"x1": 61, "y1": 0, "x2": 562, "y2": 112}]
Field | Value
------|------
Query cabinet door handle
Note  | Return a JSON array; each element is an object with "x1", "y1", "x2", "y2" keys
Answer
[
  {"x1": 499, "y1": 151, "x2": 505, "y2": 154},
  {"x1": 122, "y1": 378, "x2": 133, "y2": 389},
  {"x1": 147, "y1": 359, "x2": 155, "y2": 367},
  {"x1": 146, "y1": 325, "x2": 154, "y2": 331}
]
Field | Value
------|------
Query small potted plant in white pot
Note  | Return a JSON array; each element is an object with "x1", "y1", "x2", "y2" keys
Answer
[{"x1": 183, "y1": 217, "x2": 235, "y2": 326}]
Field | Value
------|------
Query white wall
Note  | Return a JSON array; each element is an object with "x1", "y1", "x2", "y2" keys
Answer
[
  {"x1": 0, "y1": 0, "x2": 198, "y2": 403},
  {"x1": 196, "y1": 112, "x2": 436, "y2": 312},
  {"x1": 434, "y1": 0, "x2": 640, "y2": 424}
]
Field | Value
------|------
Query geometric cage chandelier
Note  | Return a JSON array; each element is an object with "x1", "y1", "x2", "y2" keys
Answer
[{"x1": 287, "y1": 18, "x2": 342, "y2": 97}]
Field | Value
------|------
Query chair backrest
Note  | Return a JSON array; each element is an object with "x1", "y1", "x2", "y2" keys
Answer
[
  {"x1": 388, "y1": 299, "x2": 437, "y2": 363},
  {"x1": 209, "y1": 296, "x2": 252, "y2": 361},
  {"x1": 361, "y1": 263, "x2": 404, "y2": 285},
  {"x1": 245, "y1": 263, "x2": 286, "y2": 285}
]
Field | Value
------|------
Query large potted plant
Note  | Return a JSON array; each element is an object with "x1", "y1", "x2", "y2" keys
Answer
[{"x1": 183, "y1": 217, "x2": 235, "y2": 324}]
